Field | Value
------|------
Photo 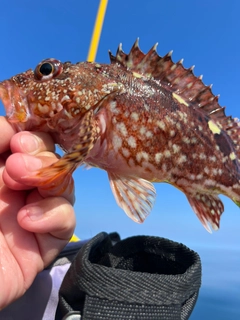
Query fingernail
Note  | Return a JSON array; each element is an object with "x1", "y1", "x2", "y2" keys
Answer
[
  {"x1": 22, "y1": 154, "x2": 42, "y2": 171},
  {"x1": 20, "y1": 134, "x2": 39, "y2": 153},
  {"x1": 24, "y1": 206, "x2": 43, "y2": 221}
]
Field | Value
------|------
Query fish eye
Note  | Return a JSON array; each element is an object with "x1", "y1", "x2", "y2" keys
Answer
[
  {"x1": 39, "y1": 62, "x2": 53, "y2": 76},
  {"x1": 34, "y1": 59, "x2": 63, "y2": 81}
]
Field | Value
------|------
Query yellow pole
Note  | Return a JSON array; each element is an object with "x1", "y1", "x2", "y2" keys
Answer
[
  {"x1": 70, "y1": 0, "x2": 108, "y2": 243},
  {"x1": 87, "y1": 0, "x2": 109, "y2": 62}
]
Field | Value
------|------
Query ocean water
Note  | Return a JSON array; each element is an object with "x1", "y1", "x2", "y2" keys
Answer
[
  {"x1": 191, "y1": 247, "x2": 240, "y2": 319},
  {"x1": 192, "y1": 289, "x2": 240, "y2": 319}
]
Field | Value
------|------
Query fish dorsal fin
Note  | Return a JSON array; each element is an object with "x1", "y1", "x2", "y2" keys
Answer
[{"x1": 109, "y1": 39, "x2": 240, "y2": 159}]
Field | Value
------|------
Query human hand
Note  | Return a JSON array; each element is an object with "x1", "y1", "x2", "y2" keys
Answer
[{"x1": 0, "y1": 116, "x2": 76, "y2": 309}]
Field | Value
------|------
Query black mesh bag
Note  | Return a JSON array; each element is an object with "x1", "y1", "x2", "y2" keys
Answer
[{"x1": 56, "y1": 232, "x2": 201, "y2": 320}]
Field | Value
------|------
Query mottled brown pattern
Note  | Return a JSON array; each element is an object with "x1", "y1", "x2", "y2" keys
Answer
[{"x1": 0, "y1": 40, "x2": 240, "y2": 232}]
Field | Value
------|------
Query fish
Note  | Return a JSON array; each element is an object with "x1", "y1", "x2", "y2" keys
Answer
[{"x1": 0, "y1": 39, "x2": 240, "y2": 232}]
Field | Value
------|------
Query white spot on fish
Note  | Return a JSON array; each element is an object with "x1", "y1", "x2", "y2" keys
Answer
[
  {"x1": 170, "y1": 130, "x2": 175, "y2": 137},
  {"x1": 191, "y1": 137, "x2": 198, "y2": 144},
  {"x1": 127, "y1": 136, "x2": 136, "y2": 148},
  {"x1": 116, "y1": 122, "x2": 127, "y2": 136},
  {"x1": 172, "y1": 144, "x2": 180, "y2": 153},
  {"x1": 155, "y1": 153, "x2": 162, "y2": 164},
  {"x1": 165, "y1": 115, "x2": 175, "y2": 125},
  {"x1": 177, "y1": 110, "x2": 188, "y2": 122},
  {"x1": 209, "y1": 155, "x2": 216, "y2": 162},
  {"x1": 146, "y1": 131, "x2": 153, "y2": 138},
  {"x1": 73, "y1": 109, "x2": 80, "y2": 115},
  {"x1": 112, "y1": 134, "x2": 122, "y2": 151},
  {"x1": 140, "y1": 126, "x2": 146, "y2": 135},
  {"x1": 177, "y1": 154, "x2": 187, "y2": 164},
  {"x1": 136, "y1": 151, "x2": 149, "y2": 162},
  {"x1": 222, "y1": 156, "x2": 228, "y2": 163},
  {"x1": 182, "y1": 137, "x2": 190, "y2": 144},
  {"x1": 164, "y1": 150, "x2": 171, "y2": 158},
  {"x1": 204, "y1": 167, "x2": 210, "y2": 174},
  {"x1": 110, "y1": 101, "x2": 119, "y2": 114},
  {"x1": 122, "y1": 147, "x2": 130, "y2": 158},
  {"x1": 204, "y1": 179, "x2": 215, "y2": 187},
  {"x1": 176, "y1": 122, "x2": 181, "y2": 130},
  {"x1": 130, "y1": 112, "x2": 139, "y2": 121},
  {"x1": 124, "y1": 110, "x2": 130, "y2": 118},
  {"x1": 112, "y1": 116, "x2": 117, "y2": 125},
  {"x1": 157, "y1": 120, "x2": 166, "y2": 131},
  {"x1": 199, "y1": 153, "x2": 206, "y2": 160}
]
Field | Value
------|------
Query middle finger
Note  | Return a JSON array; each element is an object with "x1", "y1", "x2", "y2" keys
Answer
[{"x1": 10, "y1": 131, "x2": 55, "y2": 155}]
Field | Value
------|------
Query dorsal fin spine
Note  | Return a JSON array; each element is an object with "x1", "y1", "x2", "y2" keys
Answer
[{"x1": 109, "y1": 40, "x2": 240, "y2": 158}]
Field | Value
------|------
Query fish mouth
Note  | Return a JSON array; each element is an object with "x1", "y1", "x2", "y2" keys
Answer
[{"x1": 0, "y1": 80, "x2": 30, "y2": 125}]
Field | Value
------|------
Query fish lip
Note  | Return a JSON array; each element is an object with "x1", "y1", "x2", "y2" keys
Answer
[{"x1": 0, "y1": 80, "x2": 30, "y2": 125}]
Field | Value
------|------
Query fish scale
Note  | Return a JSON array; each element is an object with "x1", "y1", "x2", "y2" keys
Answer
[{"x1": 0, "y1": 39, "x2": 240, "y2": 232}]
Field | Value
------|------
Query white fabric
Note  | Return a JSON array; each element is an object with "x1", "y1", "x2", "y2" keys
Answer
[{"x1": 43, "y1": 263, "x2": 71, "y2": 320}]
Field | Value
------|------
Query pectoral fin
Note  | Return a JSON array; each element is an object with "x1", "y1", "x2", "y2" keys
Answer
[
  {"x1": 27, "y1": 110, "x2": 95, "y2": 193},
  {"x1": 108, "y1": 172, "x2": 156, "y2": 223},
  {"x1": 186, "y1": 192, "x2": 224, "y2": 232}
]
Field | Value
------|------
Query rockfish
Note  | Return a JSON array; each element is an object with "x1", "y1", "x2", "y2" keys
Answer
[{"x1": 1, "y1": 40, "x2": 240, "y2": 232}]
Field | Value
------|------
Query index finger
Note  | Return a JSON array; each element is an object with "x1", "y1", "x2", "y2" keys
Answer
[{"x1": 0, "y1": 116, "x2": 16, "y2": 153}]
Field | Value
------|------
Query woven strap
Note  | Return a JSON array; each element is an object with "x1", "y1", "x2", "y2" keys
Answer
[{"x1": 56, "y1": 232, "x2": 201, "y2": 320}]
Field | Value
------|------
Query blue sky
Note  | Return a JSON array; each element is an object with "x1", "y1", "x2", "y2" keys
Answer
[{"x1": 0, "y1": 1, "x2": 240, "y2": 318}]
